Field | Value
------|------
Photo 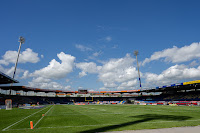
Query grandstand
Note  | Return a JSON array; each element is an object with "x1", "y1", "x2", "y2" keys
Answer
[{"x1": 1, "y1": 70, "x2": 200, "y2": 106}]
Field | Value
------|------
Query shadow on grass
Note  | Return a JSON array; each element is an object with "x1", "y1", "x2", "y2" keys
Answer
[{"x1": 80, "y1": 114, "x2": 191, "y2": 133}]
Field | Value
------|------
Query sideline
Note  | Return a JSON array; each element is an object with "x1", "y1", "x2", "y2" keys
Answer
[{"x1": 2, "y1": 105, "x2": 51, "y2": 131}]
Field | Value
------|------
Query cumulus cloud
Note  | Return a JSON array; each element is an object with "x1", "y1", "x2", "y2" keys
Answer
[
  {"x1": 0, "y1": 48, "x2": 40, "y2": 65},
  {"x1": 33, "y1": 52, "x2": 75, "y2": 79},
  {"x1": 77, "y1": 54, "x2": 139, "y2": 90},
  {"x1": 21, "y1": 70, "x2": 30, "y2": 79},
  {"x1": 98, "y1": 54, "x2": 138, "y2": 90},
  {"x1": 117, "y1": 80, "x2": 137, "y2": 90},
  {"x1": 75, "y1": 44, "x2": 92, "y2": 52},
  {"x1": 0, "y1": 65, "x2": 25, "y2": 79},
  {"x1": 28, "y1": 76, "x2": 72, "y2": 90},
  {"x1": 145, "y1": 64, "x2": 200, "y2": 86},
  {"x1": 79, "y1": 71, "x2": 87, "y2": 77},
  {"x1": 31, "y1": 77, "x2": 51, "y2": 83},
  {"x1": 0, "y1": 66, "x2": 15, "y2": 77},
  {"x1": 142, "y1": 42, "x2": 200, "y2": 65},
  {"x1": 28, "y1": 80, "x2": 65, "y2": 90},
  {"x1": 76, "y1": 62, "x2": 102, "y2": 77}
]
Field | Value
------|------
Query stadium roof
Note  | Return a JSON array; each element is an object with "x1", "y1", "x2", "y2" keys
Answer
[
  {"x1": 0, "y1": 86, "x2": 74, "y2": 93},
  {"x1": 0, "y1": 86, "x2": 140, "y2": 94},
  {"x1": 0, "y1": 71, "x2": 19, "y2": 84},
  {"x1": 139, "y1": 80, "x2": 200, "y2": 93},
  {"x1": 0, "y1": 80, "x2": 199, "y2": 94}
]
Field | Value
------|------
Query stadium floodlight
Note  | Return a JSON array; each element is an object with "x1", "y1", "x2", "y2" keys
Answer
[
  {"x1": 134, "y1": 50, "x2": 142, "y2": 91},
  {"x1": 10, "y1": 36, "x2": 25, "y2": 95},
  {"x1": 19, "y1": 36, "x2": 25, "y2": 44}
]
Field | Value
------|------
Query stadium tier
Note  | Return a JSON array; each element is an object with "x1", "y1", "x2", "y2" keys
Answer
[{"x1": 1, "y1": 75, "x2": 200, "y2": 106}]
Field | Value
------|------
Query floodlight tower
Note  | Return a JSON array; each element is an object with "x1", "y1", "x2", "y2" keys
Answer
[
  {"x1": 13, "y1": 36, "x2": 25, "y2": 79},
  {"x1": 134, "y1": 50, "x2": 142, "y2": 90},
  {"x1": 10, "y1": 37, "x2": 25, "y2": 94}
]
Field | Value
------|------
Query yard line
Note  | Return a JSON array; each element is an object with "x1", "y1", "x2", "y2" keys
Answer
[
  {"x1": 54, "y1": 113, "x2": 122, "y2": 116},
  {"x1": 2, "y1": 105, "x2": 51, "y2": 131},
  {"x1": 33, "y1": 105, "x2": 54, "y2": 128}
]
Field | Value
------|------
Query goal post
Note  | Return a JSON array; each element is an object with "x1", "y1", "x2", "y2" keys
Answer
[
  {"x1": 5, "y1": 99, "x2": 12, "y2": 110},
  {"x1": 85, "y1": 97, "x2": 93, "y2": 102}
]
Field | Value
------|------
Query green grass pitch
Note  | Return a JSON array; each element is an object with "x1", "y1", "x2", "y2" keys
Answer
[{"x1": 1, "y1": 104, "x2": 200, "y2": 133}]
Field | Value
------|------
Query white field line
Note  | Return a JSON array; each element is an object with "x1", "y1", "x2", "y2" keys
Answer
[
  {"x1": 5, "y1": 118, "x2": 200, "y2": 131},
  {"x1": 2, "y1": 105, "x2": 50, "y2": 131},
  {"x1": 33, "y1": 105, "x2": 54, "y2": 128},
  {"x1": 53, "y1": 113, "x2": 122, "y2": 116}
]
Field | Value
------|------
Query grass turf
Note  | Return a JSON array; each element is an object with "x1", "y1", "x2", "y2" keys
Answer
[{"x1": 1, "y1": 104, "x2": 200, "y2": 133}]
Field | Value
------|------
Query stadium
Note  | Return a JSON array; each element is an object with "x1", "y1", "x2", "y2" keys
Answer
[
  {"x1": 1, "y1": 1, "x2": 200, "y2": 133},
  {"x1": 1, "y1": 70, "x2": 200, "y2": 133}
]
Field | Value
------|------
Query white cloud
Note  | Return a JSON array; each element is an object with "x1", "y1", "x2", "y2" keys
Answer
[
  {"x1": 64, "y1": 85, "x2": 71, "y2": 90},
  {"x1": 93, "y1": 52, "x2": 101, "y2": 57},
  {"x1": 117, "y1": 80, "x2": 137, "y2": 90},
  {"x1": 189, "y1": 61, "x2": 198, "y2": 67},
  {"x1": 0, "y1": 65, "x2": 25, "y2": 79},
  {"x1": 77, "y1": 54, "x2": 139, "y2": 90},
  {"x1": 76, "y1": 62, "x2": 101, "y2": 77},
  {"x1": 0, "y1": 48, "x2": 40, "y2": 65},
  {"x1": 33, "y1": 52, "x2": 75, "y2": 79},
  {"x1": 145, "y1": 64, "x2": 200, "y2": 86},
  {"x1": 31, "y1": 77, "x2": 51, "y2": 83},
  {"x1": 21, "y1": 70, "x2": 30, "y2": 79},
  {"x1": 142, "y1": 42, "x2": 200, "y2": 65},
  {"x1": 0, "y1": 60, "x2": 8, "y2": 65},
  {"x1": 99, "y1": 87, "x2": 107, "y2": 90},
  {"x1": 75, "y1": 44, "x2": 92, "y2": 52},
  {"x1": 105, "y1": 36, "x2": 112, "y2": 42},
  {"x1": 0, "y1": 66, "x2": 14, "y2": 77},
  {"x1": 88, "y1": 51, "x2": 102, "y2": 60},
  {"x1": 99, "y1": 54, "x2": 138, "y2": 89},
  {"x1": 78, "y1": 86, "x2": 83, "y2": 89},
  {"x1": 28, "y1": 76, "x2": 72, "y2": 90},
  {"x1": 79, "y1": 71, "x2": 87, "y2": 77},
  {"x1": 28, "y1": 80, "x2": 64, "y2": 90},
  {"x1": 119, "y1": 80, "x2": 137, "y2": 87}
]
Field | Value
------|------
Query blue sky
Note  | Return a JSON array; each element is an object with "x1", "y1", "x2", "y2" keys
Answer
[{"x1": 1, "y1": 0, "x2": 200, "y2": 91}]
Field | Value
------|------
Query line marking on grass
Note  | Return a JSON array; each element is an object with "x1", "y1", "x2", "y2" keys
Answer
[
  {"x1": 2, "y1": 105, "x2": 51, "y2": 131},
  {"x1": 33, "y1": 105, "x2": 54, "y2": 128},
  {"x1": 5, "y1": 119, "x2": 200, "y2": 131},
  {"x1": 52, "y1": 113, "x2": 122, "y2": 116}
]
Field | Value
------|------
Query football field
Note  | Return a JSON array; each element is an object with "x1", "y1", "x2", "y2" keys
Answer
[{"x1": 1, "y1": 104, "x2": 200, "y2": 133}]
